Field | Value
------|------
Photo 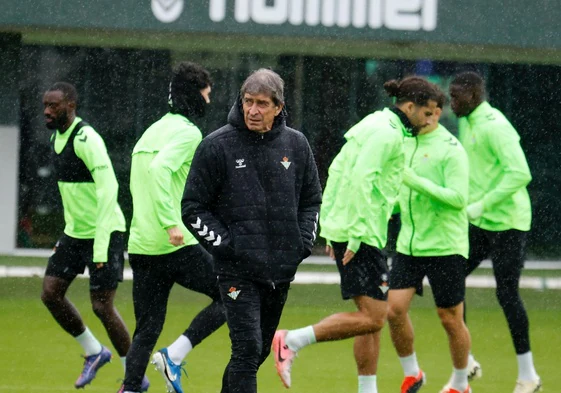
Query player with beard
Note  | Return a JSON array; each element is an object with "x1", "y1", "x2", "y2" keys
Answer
[
  {"x1": 274, "y1": 76, "x2": 439, "y2": 393},
  {"x1": 41, "y1": 82, "x2": 148, "y2": 390},
  {"x1": 449, "y1": 72, "x2": 540, "y2": 393}
]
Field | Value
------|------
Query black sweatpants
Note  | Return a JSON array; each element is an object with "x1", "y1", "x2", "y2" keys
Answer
[
  {"x1": 466, "y1": 225, "x2": 531, "y2": 354},
  {"x1": 123, "y1": 245, "x2": 225, "y2": 392},
  {"x1": 218, "y1": 276, "x2": 290, "y2": 393}
]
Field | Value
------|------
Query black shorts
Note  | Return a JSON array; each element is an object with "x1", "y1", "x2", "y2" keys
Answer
[
  {"x1": 45, "y1": 232, "x2": 125, "y2": 291},
  {"x1": 390, "y1": 253, "x2": 466, "y2": 308},
  {"x1": 332, "y1": 242, "x2": 389, "y2": 301}
]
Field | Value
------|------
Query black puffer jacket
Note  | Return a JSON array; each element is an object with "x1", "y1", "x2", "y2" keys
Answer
[{"x1": 182, "y1": 99, "x2": 322, "y2": 285}]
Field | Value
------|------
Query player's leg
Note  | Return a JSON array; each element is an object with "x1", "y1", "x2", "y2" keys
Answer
[
  {"x1": 218, "y1": 276, "x2": 264, "y2": 393},
  {"x1": 463, "y1": 225, "x2": 489, "y2": 376},
  {"x1": 122, "y1": 253, "x2": 174, "y2": 393},
  {"x1": 41, "y1": 235, "x2": 109, "y2": 388},
  {"x1": 153, "y1": 245, "x2": 225, "y2": 393},
  {"x1": 354, "y1": 330, "x2": 381, "y2": 393},
  {"x1": 42, "y1": 235, "x2": 90, "y2": 338},
  {"x1": 489, "y1": 230, "x2": 540, "y2": 392},
  {"x1": 88, "y1": 232, "x2": 130, "y2": 358},
  {"x1": 387, "y1": 253, "x2": 426, "y2": 393},
  {"x1": 165, "y1": 245, "x2": 225, "y2": 360},
  {"x1": 429, "y1": 255, "x2": 472, "y2": 393},
  {"x1": 274, "y1": 242, "x2": 388, "y2": 392}
]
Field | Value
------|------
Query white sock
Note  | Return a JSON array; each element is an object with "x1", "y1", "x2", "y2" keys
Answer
[
  {"x1": 358, "y1": 375, "x2": 377, "y2": 393},
  {"x1": 75, "y1": 327, "x2": 103, "y2": 356},
  {"x1": 468, "y1": 352, "x2": 476, "y2": 366},
  {"x1": 450, "y1": 367, "x2": 469, "y2": 392},
  {"x1": 120, "y1": 356, "x2": 127, "y2": 371},
  {"x1": 517, "y1": 351, "x2": 540, "y2": 381},
  {"x1": 285, "y1": 326, "x2": 316, "y2": 352},
  {"x1": 399, "y1": 353, "x2": 420, "y2": 377},
  {"x1": 167, "y1": 335, "x2": 193, "y2": 365}
]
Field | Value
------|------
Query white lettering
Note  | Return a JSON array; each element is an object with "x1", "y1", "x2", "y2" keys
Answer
[
  {"x1": 252, "y1": 0, "x2": 288, "y2": 24},
  {"x1": 235, "y1": 0, "x2": 250, "y2": 23},
  {"x1": 336, "y1": 0, "x2": 351, "y2": 28},
  {"x1": 368, "y1": 0, "x2": 382, "y2": 28},
  {"x1": 386, "y1": 0, "x2": 422, "y2": 31},
  {"x1": 288, "y1": 0, "x2": 304, "y2": 25},
  {"x1": 352, "y1": 0, "x2": 367, "y2": 28},
  {"x1": 305, "y1": 0, "x2": 321, "y2": 26},
  {"x1": 208, "y1": 0, "x2": 438, "y2": 31},
  {"x1": 209, "y1": 0, "x2": 226, "y2": 22},
  {"x1": 422, "y1": 0, "x2": 438, "y2": 31}
]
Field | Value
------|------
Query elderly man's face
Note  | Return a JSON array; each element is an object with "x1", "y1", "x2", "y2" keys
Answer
[{"x1": 242, "y1": 93, "x2": 283, "y2": 133}]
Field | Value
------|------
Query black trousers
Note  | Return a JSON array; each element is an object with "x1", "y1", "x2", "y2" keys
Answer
[
  {"x1": 218, "y1": 276, "x2": 290, "y2": 393},
  {"x1": 466, "y1": 225, "x2": 531, "y2": 354},
  {"x1": 123, "y1": 245, "x2": 225, "y2": 392}
]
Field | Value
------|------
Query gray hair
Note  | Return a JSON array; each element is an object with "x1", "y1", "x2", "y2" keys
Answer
[{"x1": 240, "y1": 68, "x2": 285, "y2": 105}]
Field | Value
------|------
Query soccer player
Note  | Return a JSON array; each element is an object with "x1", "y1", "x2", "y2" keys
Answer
[
  {"x1": 119, "y1": 62, "x2": 226, "y2": 393},
  {"x1": 274, "y1": 77, "x2": 439, "y2": 393},
  {"x1": 182, "y1": 68, "x2": 322, "y2": 393},
  {"x1": 387, "y1": 89, "x2": 474, "y2": 393},
  {"x1": 450, "y1": 72, "x2": 540, "y2": 393},
  {"x1": 40, "y1": 82, "x2": 148, "y2": 390}
]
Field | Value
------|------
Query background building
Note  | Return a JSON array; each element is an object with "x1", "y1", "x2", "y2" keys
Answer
[{"x1": 1, "y1": 0, "x2": 559, "y2": 255}]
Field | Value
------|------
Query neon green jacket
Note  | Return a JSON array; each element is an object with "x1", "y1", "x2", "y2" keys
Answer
[
  {"x1": 397, "y1": 125, "x2": 469, "y2": 258},
  {"x1": 458, "y1": 102, "x2": 532, "y2": 231},
  {"x1": 320, "y1": 108, "x2": 407, "y2": 252},
  {"x1": 53, "y1": 117, "x2": 126, "y2": 263},
  {"x1": 128, "y1": 113, "x2": 201, "y2": 255}
]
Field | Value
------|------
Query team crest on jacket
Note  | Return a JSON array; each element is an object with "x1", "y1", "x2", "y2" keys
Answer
[
  {"x1": 228, "y1": 287, "x2": 241, "y2": 300},
  {"x1": 281, "y1": 156, "x2": 291, "y2": 169}
]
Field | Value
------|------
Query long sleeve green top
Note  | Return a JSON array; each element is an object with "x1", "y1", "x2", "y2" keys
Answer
[
  {"x1": 397, "y1": 124, "x2": 469, "y2": 258},
  {"x1": 458, "y1": 101, "x2": 532, "y2": 231},
  {"x1": 53, "y1": 117, "x2": 126, "y2": 262},
  {"x1": 320, "y1": 108, "x2": 407, "y2": 252},
  {"x1": 128, "y1": 113, "x2": 202, "y2": 255}
]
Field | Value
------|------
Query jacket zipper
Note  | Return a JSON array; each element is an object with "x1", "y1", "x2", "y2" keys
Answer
[{"x1": 408, "y1": 138, "x2": 419, "y2": 256}]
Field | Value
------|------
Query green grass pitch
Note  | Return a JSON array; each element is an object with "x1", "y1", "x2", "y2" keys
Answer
[{"x1": 0, "y1": 259, "x2": 560, "y2": 392}]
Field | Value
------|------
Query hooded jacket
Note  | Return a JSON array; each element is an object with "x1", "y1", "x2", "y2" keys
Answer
[
  {"x1": 128, "y1": 113, "x2": 202, "y2": 255},
  {"x1": 458, "y1": 101, "x2": 532, "y2": 231},
  {"x1": 181, "y1": 99, "x2": 322, "y2": 285},
  {"x1": 396, "y1": 124, "x2": 469, "y2": 258},
  {"x1": 320, "y1": 107, "x2": 409, "y2": 252}
]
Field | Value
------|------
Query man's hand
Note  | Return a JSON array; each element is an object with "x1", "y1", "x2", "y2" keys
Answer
[
  {"x1": 325, "y1": 245, "x2": 335, "y2": 260},
  {"x1": 167, "y1": 226, "x2": 185, "y2": 246},
  {"x1": 467, "y1": 201, "x2": 484, "y2": 221},
  {"x1": 402, "y1": 167, "x2": 417, "y2": 187},
  {"x1": 342, "y1": 248, "x2": 355, "y2": 265}
]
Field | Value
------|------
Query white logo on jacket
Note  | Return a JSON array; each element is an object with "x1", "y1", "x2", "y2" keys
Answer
[
  {"x1": 235, "y1": 159, "x2": 246, "y2": 169},
  {"x1": 280, "y1": 156, "x2": 291, "y2": 169}
]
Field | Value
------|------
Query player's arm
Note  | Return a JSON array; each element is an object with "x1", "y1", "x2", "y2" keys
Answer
[
  {"x1": 297, "y1": 137, "x2": 322, "y2": 260},
  {"x1": 147, "y1": 128, "x2": 201, "y2": 244},
  {"x1": 74, "y1": 127, "x2": 119, "y2": 263},
  {"x1": 480, "y1": 125, "x2": 532, "y2": 209},
  {"x1": 347, "y1": 130, "x2": 397, "y2": 254},
  {"x1": 181, "y1": 138, "x2": 233, "y2": 257},
  {"x1": 403, "y1": 147, "x2": 469, "y2": 210}
]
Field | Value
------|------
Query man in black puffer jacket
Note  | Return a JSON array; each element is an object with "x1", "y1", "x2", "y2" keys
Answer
[{"x1": 181, "y1": 68, "x2": 322, "y2": 393}]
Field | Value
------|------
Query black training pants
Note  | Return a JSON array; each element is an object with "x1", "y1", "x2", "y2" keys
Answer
[
  {"x1": 218, "y1": 276, "x2": 290, "y2": 393},
  {"x1": 123, "y1": 245, "x2": 225, "y2": 392},
  {"x1": 466, "y1": 225, "x2": 531, "y2": 354}
]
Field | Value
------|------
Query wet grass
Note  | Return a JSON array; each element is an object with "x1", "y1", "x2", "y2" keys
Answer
[{"x1": 0, "y1": 271, "x2": 560, "y2": 393}]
